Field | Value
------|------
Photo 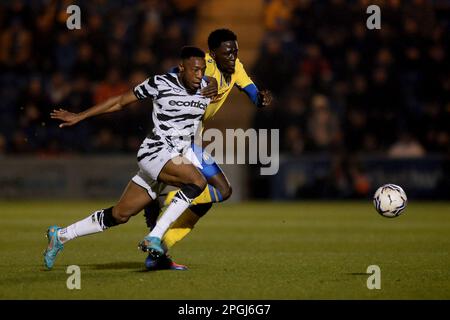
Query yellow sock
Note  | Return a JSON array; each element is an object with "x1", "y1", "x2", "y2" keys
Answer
[
  {"x1": 164, "y1": 186, "x2": 221, "y2": 207},
  {"x1": 192, "y1": 187, "x2": 214, "y2": 204},
  {"x1": 162, "y1": 209, "x2": 200, "y2": 249},
  {"x1": 163, "y1": 190, "x2": 178, "y2": 206}
]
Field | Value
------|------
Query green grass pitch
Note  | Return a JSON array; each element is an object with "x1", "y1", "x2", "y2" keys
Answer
[{"x1": 0, "y1": 201, "x2": 449, "y2": 299}]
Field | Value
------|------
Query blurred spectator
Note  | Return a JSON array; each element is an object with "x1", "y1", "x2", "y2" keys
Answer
[
  {"x1": 283, "y1": 126, "x2": 305, "y2": 156},
  {"x1": 47, "y1": 72, "x2": 71, "y2": 106},
  {"x1": 93, "y1": 68, "x2": 128, "y2": 105},
  {"x1": 74, "y1": 42, "x2": 102, "y2": 81},
  {"x1": 418, "y1": 102, "x2": 449, "y2": 154},
  {"x1": 264, "y1": 0, "x2": 292, "y2": 32},
  {"x1": 158, "y1": 23, "x2": 188, "y2": 61},
  {"x1": 299, "y1": 43, "x2": 332, "y2": 82},
  {"x1": 252, "y1": 36, "x2": 295, "y2": 95},
  {"x1": 0, "y1": 19, "x2": 32, "y2": 71},
  {"x1": 54, "y1": 33, "x2": 77, "y2": 74},
  {"x1": 303, "y1": 153, "x2": 371, "y2": 199},
  {"x1": 306, "y1": 94, "x2": 341, "y2": 153},
  {"x1": 388, "y1": 132, "x2": 426, "y2": 158},
  {"x1": 343, "y1": 107, "x2": 368, "y2": 153}
]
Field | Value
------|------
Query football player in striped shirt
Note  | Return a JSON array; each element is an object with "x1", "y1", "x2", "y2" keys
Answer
[
  {"x1": 43, "y1": 46, "x2": 226, "y2": 270},
  {"x1": 143, "y1": 29, "x2": 273, "y2": 270}
]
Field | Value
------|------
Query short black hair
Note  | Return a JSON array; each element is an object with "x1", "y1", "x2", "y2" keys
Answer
[
  {"x1": 180, "y1": 46, "x2": 205, "y2": 59},
  {"x1": 208, "y1": 29, "x2": 237, "y2": 50}
]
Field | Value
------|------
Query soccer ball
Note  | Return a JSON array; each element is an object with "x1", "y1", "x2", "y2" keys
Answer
[{"x1": 373, "y1": 184, "x2": 407, "y2": 218}]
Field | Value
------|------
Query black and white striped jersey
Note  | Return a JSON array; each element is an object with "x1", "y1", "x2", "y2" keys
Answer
[{"x1": 133, "y1": 72, "x2": 210, "y2": 149}]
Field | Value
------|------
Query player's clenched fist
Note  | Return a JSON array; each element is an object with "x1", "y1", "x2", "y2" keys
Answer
[{"x1": 258, "y1": 89, "x2": 273, "y2": 107}]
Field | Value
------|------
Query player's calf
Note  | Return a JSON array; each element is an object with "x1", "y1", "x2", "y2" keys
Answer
[
  {"x1": 112, "y1": 206, "x2": 134, "y2": 224},
  {"x1": 144, "y1": 200, "x2": 161, "y2": 229},
  {"x1": 190, "y1": 203, "x2": 213, "y2": 217}
]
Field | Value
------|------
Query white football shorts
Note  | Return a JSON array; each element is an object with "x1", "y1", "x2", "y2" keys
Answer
[{"x1": 131, "y1": 137, "x2": 203, "y2": 199}]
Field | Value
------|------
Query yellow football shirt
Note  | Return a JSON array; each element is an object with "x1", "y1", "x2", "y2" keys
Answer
[{"x1": 203, "y1": 53, "x2": 254, "y2": 121}]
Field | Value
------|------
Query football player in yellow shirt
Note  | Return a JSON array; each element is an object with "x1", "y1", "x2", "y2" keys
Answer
[{"x1": 143, "y1": 29, "x2": 272, "y2": 270}]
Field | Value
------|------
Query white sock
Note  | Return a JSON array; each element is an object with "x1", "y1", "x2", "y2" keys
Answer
[
  {"x1": 57, "y1": 210, "x2": 105, "y2": 244},
  {"x1": 149, "y1": 191, "x2": 191, "y2": 239}
]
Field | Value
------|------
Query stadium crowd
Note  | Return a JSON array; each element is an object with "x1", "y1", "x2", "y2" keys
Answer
[
  {"x1": 1, "y1": 0, "x2": 448, "y2": 158},
  {"x1": 253, "y1": 0, "x2": 449, "y2": 158},
  {"x1": 0, "y1": 0, "x2": 200, "y2": 155}
]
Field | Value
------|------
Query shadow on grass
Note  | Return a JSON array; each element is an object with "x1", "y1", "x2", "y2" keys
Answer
[
  {"x1": 37, "y1": 261, "x2": 187, "y2": 273},
  {"x1": 80, "y1": 261, "x2": 146, "y2": 271},
  {"x1": 83, "y1": 261, "x2": 193, "y2": 273},
  {"x1": 345, "y1": 272, "x2": 369, "y2": 276}
]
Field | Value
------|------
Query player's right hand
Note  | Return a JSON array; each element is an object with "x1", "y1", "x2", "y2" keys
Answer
[
  {"x1": 201, "y1": 76, "x2": 218, "y2": 98},
  {"x1": 50, "y1": 108, "x2": 84, "y2": 128}
]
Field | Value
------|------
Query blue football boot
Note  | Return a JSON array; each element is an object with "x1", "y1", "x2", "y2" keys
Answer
[
  {"x1": 138, "y1": 236, "x2": 164, "y2": 258},
  {"x1": 145, "y1": 254, "x2": 188, "y2": 271},
  {"x1": 43, "y1": 225, "x2": 64, "y2": 270}
]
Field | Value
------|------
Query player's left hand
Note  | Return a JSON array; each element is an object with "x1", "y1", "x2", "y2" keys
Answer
[
  {"x1": 201, "y1": 76, "x2": 218, "y2": 98},
  {"x1": 258, "y1": 90, "x2": 273, "y2": 107}
]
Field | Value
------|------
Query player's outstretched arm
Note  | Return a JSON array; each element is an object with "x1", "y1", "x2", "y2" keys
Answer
[
  {"x1": 236, "y1": 61, "x2": 272, "y2": 108},
  {"x1": 50, "y1": 90, "x2": 138, "y2": 128},
  {"x1": 241, "y1": 84, "x2": 273, "y2": 108}
]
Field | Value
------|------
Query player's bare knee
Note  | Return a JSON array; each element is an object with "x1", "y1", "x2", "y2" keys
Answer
[{"x1": 220, "y1": 185, "x2": 232, "y2": 201}]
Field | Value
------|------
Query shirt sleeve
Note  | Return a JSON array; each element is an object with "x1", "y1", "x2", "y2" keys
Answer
[
  {"x1": 242, "y1": 83, "x2": 260, "y2": 106},
  {"x1": 133, "y1": 76, "x2": 159, "y2": 100},
  {"x1": 234, "y1": 59, "x2": 254, "y2": 89}
]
